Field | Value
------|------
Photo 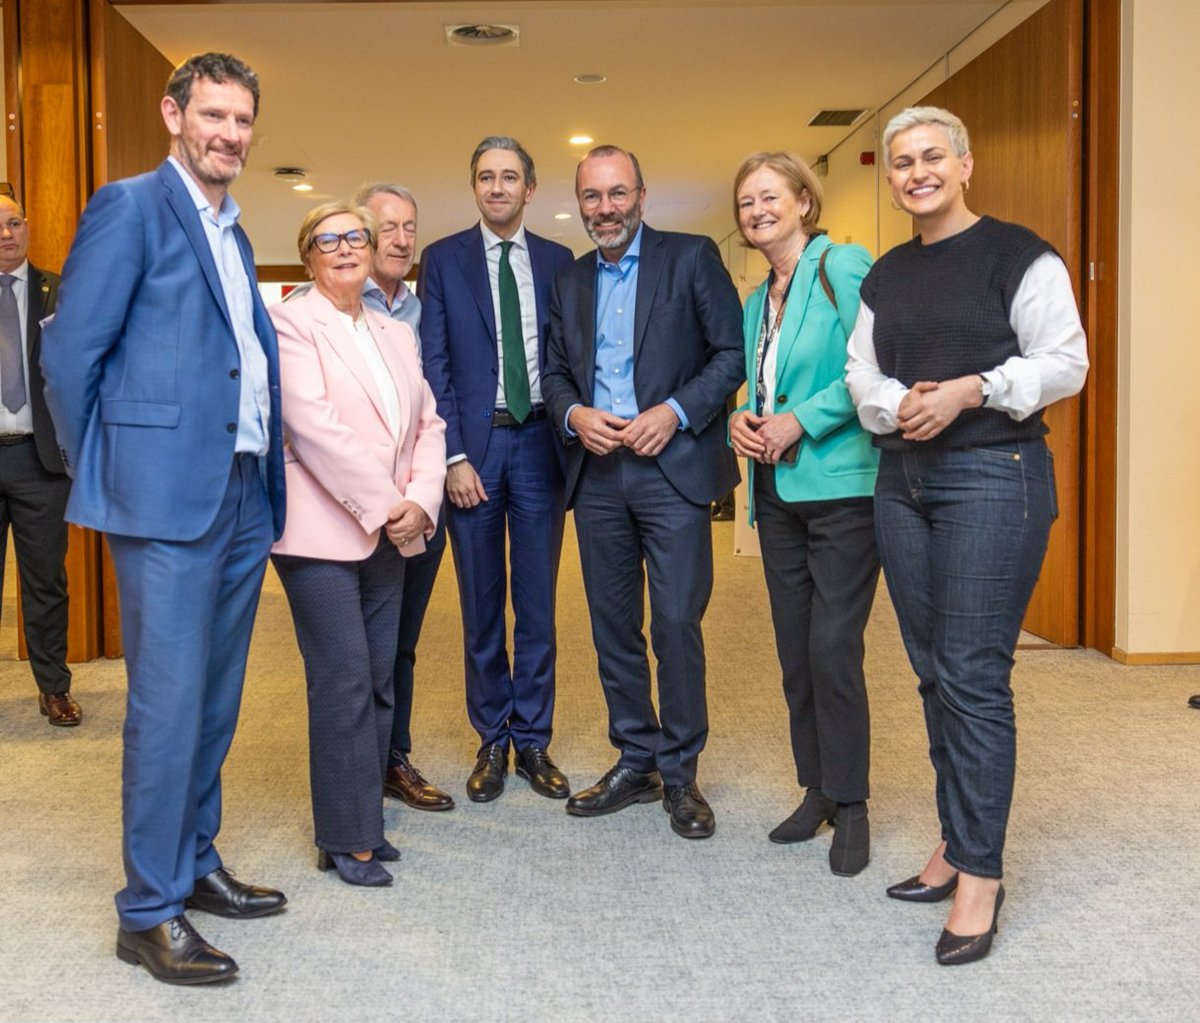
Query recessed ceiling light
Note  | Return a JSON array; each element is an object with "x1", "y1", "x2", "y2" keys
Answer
[
  {"x1": 574, "y1": 73, "x2": 606, "y2": 85},
  {"x1": 569, "y1": 135, "x2": 593, "y2": 146},
  {"x1": 292, "y1": 183, "x2": 313, "y2": 192},
  {"x1": 554, "y1": 213, "x2": 571, "y2": 220}
]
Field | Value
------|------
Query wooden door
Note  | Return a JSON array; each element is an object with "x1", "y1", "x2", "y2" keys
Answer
[{"x1": 921, "y1": 0, "x2": 1084, "y2": 645}]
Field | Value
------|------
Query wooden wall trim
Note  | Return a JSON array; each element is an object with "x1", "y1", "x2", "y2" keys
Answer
[
  {"x1": 1081, "y1": 0, "x2": 1120, "y2": 654},
  {"x1": 1112, "y1": 649, "x2": 1200, "y2": 666}
]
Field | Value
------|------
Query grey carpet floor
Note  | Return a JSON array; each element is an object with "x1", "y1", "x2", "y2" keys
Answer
[{"x1": 1, "y1": 519, "x2": 1197, "y2": 1022}]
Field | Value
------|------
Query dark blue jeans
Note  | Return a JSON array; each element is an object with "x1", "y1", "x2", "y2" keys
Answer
[{"x1": 874, "y1": 438, "x2": 1057, "y2": 878}]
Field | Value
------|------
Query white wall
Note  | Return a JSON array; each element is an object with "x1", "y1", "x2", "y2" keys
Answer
[{"x1": 1115, "y1": 0, "x2": 1200, "y2": 657}]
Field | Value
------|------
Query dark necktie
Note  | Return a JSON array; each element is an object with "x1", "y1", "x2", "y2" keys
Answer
[
  {"x1": 498, "y1": 241, "x2": 531, "y2": 423},
  {"x1": 0, "y1": 275, "x2": 26, "y2": 414}
]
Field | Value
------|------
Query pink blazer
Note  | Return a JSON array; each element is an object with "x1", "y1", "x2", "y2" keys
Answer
[{"x1": 269, "y1": 288, "x2": 446, "y2": 561}]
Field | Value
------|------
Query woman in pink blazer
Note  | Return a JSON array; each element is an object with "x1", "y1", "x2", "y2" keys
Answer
[{"x1": 270, "y1": 202, "x2": 446, "y2": 887}]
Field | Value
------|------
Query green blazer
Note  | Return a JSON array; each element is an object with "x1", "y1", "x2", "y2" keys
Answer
[{"x1": 736, "y1": 234, "x2": 878, "y2": 522}]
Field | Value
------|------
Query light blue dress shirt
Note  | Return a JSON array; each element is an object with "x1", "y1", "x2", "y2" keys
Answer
[
  {"x1": 568, "y1": 225, "x2": 686, "y2": 434},
  {"x1": 167, "y1": 157, "x2": 270, "y2": 457},
  {"x1": 363, "y1": 277, "x2": 422, "y2": 359}
]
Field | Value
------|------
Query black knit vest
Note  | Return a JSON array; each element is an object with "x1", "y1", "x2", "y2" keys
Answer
[{"x1": 860, "y1": 216, "x2": 1054, "y2": 451}]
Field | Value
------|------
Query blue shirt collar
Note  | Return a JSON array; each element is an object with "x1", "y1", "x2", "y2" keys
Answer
[
  {"x1": 596, "y1": 223, "x2": 643, "y2": 273},
  {"x1": 167, "y1": 155, "x2": 240, "y2": 226}
]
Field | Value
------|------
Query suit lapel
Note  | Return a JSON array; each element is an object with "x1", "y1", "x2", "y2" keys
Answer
[
  {"x1": 457, "y1": 228, "x2": 498, "y2": 346},
  {"x1": 773, "y1": 236, "x2": 826, "y2": 384},
  {"x1": 313, "y1": 299, "x2": 392, "y2": 433},
  {"x1": 372, "y1": 316, "x2": 412, "y2": 452},
  {"x1": 158, "y1": 162, "x2": 236, "y2": 336},
  {"x1": 25, "y1": 265, "x2": 50, "y2": 357},
  {"x1": 633, "y1": 226, "x2": 664, "y2": 365},
  {"x1": 574, "y1": 252, "x2": 598, "y2": 400}
]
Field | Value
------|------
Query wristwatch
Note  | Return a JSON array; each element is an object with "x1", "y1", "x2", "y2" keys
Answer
[{"x1": 977, "y1": 374, "x2": 994, "y2": 403}]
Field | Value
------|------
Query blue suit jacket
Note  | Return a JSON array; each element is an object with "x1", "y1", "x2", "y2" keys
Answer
[
  {"x1": 544, "y1": 224, "x2": 745, "y2": 507},
  {"x1": 41, "y1": 161, "x2": 286, "y2": 542},
  {"x1": 417, "y1": 224, "x2": 574, "y2": 470}
]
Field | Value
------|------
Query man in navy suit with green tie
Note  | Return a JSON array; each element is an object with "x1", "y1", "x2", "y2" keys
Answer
[{"x1": 418, "y1": 137, "x2": 574, "y2": 804}]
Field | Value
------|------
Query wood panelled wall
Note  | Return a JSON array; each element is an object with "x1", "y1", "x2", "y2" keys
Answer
[{"x1": 5, "y1": 0, "x2": 103, "y2": 661}]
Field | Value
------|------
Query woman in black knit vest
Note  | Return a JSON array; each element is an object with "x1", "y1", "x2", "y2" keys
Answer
[{"x1": 846, "y1": 107, "x2": 1088, "y2": 965}]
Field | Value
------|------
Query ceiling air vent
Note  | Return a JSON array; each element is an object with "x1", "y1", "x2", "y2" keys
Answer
[
  {"x1": 808, "y1": 109, "x2": 867, "y2": 127},
  {"x1": 445, "y1": 24, "x2": 520, "y2": 47}
]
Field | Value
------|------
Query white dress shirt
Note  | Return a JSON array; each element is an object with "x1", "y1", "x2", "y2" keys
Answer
[
  {"x1": 846, "y1": 252, "x2": 1089, "y2": 434},
  {"x1": 480, "y1": 222, "x2": 541, "y2": 408},
  {"x1": 337, "y1": 311, "x2": 401, "y2": 440}
]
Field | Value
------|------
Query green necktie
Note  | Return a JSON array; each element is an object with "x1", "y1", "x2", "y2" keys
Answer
[{"x1": 498, "y1": 240, "x2": 531, "y2": 423}]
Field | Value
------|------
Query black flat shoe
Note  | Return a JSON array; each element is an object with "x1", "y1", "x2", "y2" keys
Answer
[
  {"x1": 887, "y1": 873, "x2": 959, "y2": 903},
  {"x1": 829, "y1": 801, "x2": 869, "y2": 876},
  {"x1": 663, "y1": 782, "x2": 716, "y2": 839},
  {"x1": 566, "y1": 765, "x2": 663, "y2": 817},
  {"x1": 317, "y1": 849, "x2": 393, "y2": 887},
  {"x1": 936, "y1": 885, "x2": 1005, "y2": 966},
  {"x1": 184, "y1": 867, "x2": 287, "y2": 918},
  {"x1": 769, "y1": 788, "x2": 837, "y2": 844},
  {"x1": 515, "y1": 746, "x2": 570, "y2": 799},
  {"x1": 116, "y1": 916, "x2": 237, "y2": 985},
  {"x1": 466, "y1": 743, "x2": 508, "y2": 802}
]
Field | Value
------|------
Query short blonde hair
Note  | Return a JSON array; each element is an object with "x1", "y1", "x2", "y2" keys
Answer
[
  {"x1": 882, "y1": 106, "x2": 971, "y2": 166},
  {"x1": 732, "y1": 151, "x2": 824, "y2": 243},
  {"x1": 296, "y1": 202, "x2": 377, "y2": 267}
]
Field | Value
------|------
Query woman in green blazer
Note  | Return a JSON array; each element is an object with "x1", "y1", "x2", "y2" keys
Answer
[{"x1": 729, "y1": 152, "x2": 880, "y2": 876}]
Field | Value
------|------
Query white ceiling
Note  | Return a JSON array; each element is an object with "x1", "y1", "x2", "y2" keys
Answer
[{"x1": 119, "y1": 1, "x2": 1007, "y2": 263}]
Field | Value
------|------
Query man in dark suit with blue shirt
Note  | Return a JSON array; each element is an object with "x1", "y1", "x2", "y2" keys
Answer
[
  {"x1": 544, "y1": 145, "x2": 744, "y2": 839},
  {"x1": 418, "y1": 137, "x2": 575, "y2": 803},
  {"x1": 42, "y1": 53, "x2": 286, "y2": 985}
]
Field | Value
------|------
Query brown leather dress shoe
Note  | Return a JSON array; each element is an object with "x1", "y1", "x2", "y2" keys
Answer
[
  {"x1": 39, "y1": 691, "x2": 81, "y2": 727},
  {"x1": 116, "y1": 916, "x2": 237, "y2": 985},
  {"x1": 184, "y1": 867, "x2": 287, "y2": 918},
  {"x1": 384, "y1": 757, "x2": 455, "y2": 810}
]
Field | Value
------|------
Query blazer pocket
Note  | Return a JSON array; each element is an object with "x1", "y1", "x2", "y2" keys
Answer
[{"x1": 100, "y1": 400, "x2": 181, "y2": 428}]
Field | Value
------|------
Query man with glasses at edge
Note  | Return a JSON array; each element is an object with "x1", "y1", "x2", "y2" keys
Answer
[
  {"x1": 418, "y1": 137, "x2": 575, "y2": 803},
  {"x1": 543, "y1": 145, "x2": 744, "y2": 839}
]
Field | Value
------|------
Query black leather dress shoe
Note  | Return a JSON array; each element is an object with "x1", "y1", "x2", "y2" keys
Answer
[
  {"x1": 663, "y1": 782, "x2": 715, "y2": 839},
  {"x1": 1189, "y1": 694, "x2": 1200, "y2": 710},
  {"x1": 184, "y1": 867, "x2": 287, "y2": 918},
  {"x1": 515, "y1": 746, "x2": 570, "y2": 799},
  {"x1": 887, "y1": 873, "x2": 959, "y2": 902},
  {"x1": 566, "y1": 765, "x2": 663, "y2": 817},
  {"x1": 466, "y1": 743, "x2": 508, "y2": 802},
  {"x1": 116, "y1": 916, "x2": 237, "y2": 985},
  {"x1": 829, "y1": 802, "x2": 869, "y2": 876},
  {"x1": 769, "y1": 788, "x2": 837, "y2": 844},
  {"x1": 936, "y1": 885, "x2": 1005, "y2": 966}
]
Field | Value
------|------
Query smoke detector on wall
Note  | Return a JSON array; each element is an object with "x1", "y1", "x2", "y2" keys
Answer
[{"x1": 445, "y1": 24, "x2": 520, "y2": 47}]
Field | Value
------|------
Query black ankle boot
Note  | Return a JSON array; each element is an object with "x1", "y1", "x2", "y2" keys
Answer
[{"x1": 829, "y1": 801, "x2": 869, "y2": 876}]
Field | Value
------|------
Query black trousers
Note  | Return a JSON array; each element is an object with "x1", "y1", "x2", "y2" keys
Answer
[
  {"x1": 754, "y1": 468, "x2": 878, "y2": 803},
  {"x1": 573, "y1": 449, "x2": 712, "y2": 787},
  {"x1": 388, "y1": 516, "x2": 446, "y2": 762},
  {"x1": 0, "y1": 437, "x2": 70, "y2": 695},
  {"x1": 273, "y1": 536, "x2": 403, "y2": 853}
]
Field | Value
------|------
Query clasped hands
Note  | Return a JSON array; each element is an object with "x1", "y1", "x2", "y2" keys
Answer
[
  {"x1": 568, "y1": 403, "x2": 680, "y2": 458},
  {"x1": 385, "y1": 500, "x2": 431, "y2": 549},
  {"x1": 730, "y1": 410, "x2": 803, "y2": 465},
  {"x1": 895, "y1": 376, "x2": 984, "y2": 442}
]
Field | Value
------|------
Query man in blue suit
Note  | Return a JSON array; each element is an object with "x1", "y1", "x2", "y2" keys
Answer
[
  {"x1": 419, "y1": 137, "x2": 574, "y2": 803},
  {"x1": 544, "y1": 145, "x2": 744, "y2": 839},
  {"x1": 41, "y1": 53, "x2": 287, "y2": 985}
]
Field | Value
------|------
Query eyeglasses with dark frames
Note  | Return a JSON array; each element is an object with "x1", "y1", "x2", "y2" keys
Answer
[{"x1": 310, "y1": 228, "x2": 371, "y2": 254}]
